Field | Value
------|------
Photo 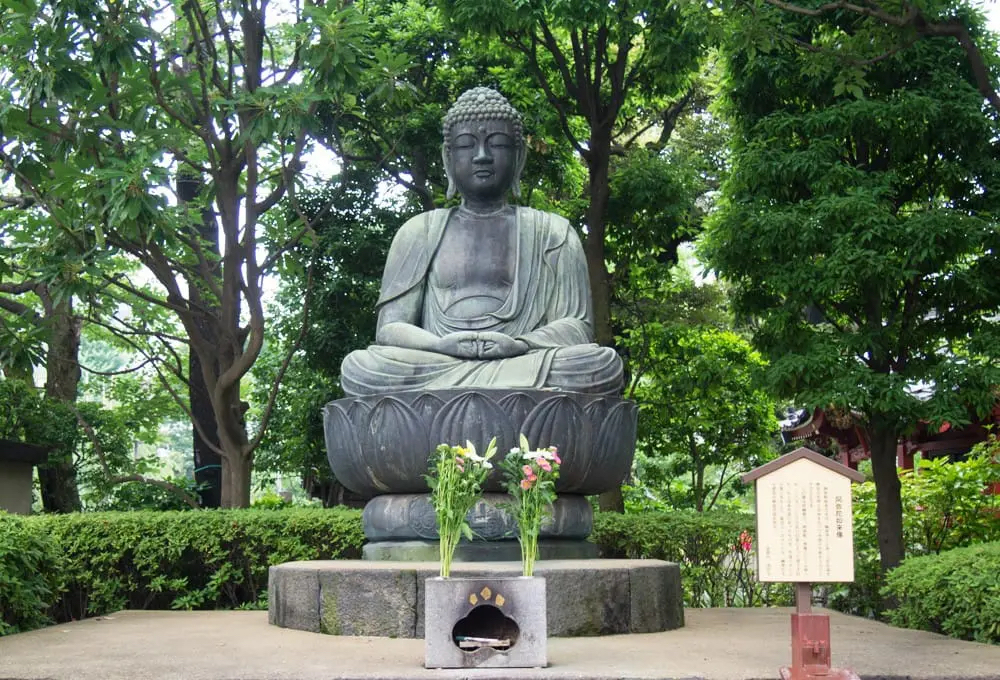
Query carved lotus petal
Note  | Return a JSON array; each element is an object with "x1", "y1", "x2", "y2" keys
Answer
[
  {"x1": 345, "y1": 399, "x2": 371, "y2": 430},
  {"x1": 411, "y1": 392, "x2": 445, "y2": 423},
  {"x1": 520, "y1": 395, "x2": 591, "y2": 492},
  {"x1": 583, "y1": 397, "x2": 611, "y2": 429},
  {"x1": 431, "y1": 392, "x2": 516, "y2": 491},
  {"x1": 583, "y1": 400, "x2": 638, "y2": 495},
  {"x1": 323, "y1": 403, "x2": 370, "y2": 496},
  {"x1": 364, "y1": 397, "x2": 429, "y2": 493},
  {"x1": 497, "y1": 391, "x2": 539, "y2": 433},
  {"x1": 430, "y1": 392, "x2": 516, "y2": 454}
]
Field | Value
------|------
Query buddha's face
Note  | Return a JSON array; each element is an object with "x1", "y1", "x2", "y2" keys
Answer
[{"x1": 446, "y1": 119, "x2": 521, "y2": 203}]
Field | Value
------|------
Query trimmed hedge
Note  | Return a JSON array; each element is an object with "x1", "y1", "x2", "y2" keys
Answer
[
  {"x1": 592, "y1": 510, "x2": 792, "y2": 607},
  {"x1": 3, "y1": 507, "x2": 784, "y2": 636},
  {"x1": 883, "y1": 541, "x2": 1000, "y2": 644},
  {"x1": 0, "y1": 513, "x2": 63, "y2": 635},
  {"x1": 2, "y1": 507, "x2": 364, "y2": 633}
]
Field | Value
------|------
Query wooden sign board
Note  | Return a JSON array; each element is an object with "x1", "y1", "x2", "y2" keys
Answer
[{"x1": 743, "y1": 448, "x2": 864, "y2": 583}]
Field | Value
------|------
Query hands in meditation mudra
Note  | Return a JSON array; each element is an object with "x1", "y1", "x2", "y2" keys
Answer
[{"x1": 341, "y1": 87, "x2": 624, "y2": 397}]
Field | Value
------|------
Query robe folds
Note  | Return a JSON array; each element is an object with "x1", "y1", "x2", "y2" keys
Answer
[{"x1": 340, "y1": 207, "x2": 623, "y2": 396}]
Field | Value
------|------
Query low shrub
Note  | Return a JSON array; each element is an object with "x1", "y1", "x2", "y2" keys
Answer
[
  {"x1": 883, "y1": 541, "x2": 1000, "y2": 643},
  {"x1": 0, "y1": 513, "x2": 62, "y2": 635},
  {"x1": 591, "y1": 510, "x2": 792, "y2": 607},
  {"x1": 829, "y1": 440, "x2": 1000, "y2": 619},
  {"x1": 25, "y1": 507, "x2": 364, "y2": 625}
]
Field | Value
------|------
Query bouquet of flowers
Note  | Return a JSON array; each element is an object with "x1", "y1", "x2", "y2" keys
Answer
[
  {"x1": 425, "y1": 438, "x2": 497, "y2": 577},
  {"x1": 500, "y1": 434, "x2": 561, "y2": 576}
]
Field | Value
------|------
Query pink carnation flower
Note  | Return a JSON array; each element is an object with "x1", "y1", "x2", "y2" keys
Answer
[
  {"x1": 538, "y1": 458, "x2": 552, "y2": 472},
  {"x1": 520, "y1": 478, "x2": 533, "y2": 490}
]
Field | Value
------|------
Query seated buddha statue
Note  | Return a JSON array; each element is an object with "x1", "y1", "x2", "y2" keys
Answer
[{"x1": 340, "y1": 87, "x2": 624, "y2": 397}]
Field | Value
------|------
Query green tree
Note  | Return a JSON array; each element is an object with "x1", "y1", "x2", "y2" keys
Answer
[
  {"x1": 704, "y1": 0, "x2": 1000, "y2": 571},
  {"x1": 0, "y1": 205, "x2": 107, "y2": 511},
  {"x1": 621, "y1": 269, "x2": 777, "y2": 512},
  {"x1": 739, "y1": 0, "x2": 1000, "y2": 113},
  {"x1": 635, "y1": 326, "x2": 777, "y2": 512},
  {"x1": 251, "y1": 168, "x2": 400, "y2": 503},
  {"x1": 0, "y1": 0, "x2": 372, "y2": 506}
]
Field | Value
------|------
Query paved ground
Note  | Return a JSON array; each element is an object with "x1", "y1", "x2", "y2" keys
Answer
[{"x1": 0, "y1": 608, "x2": 998, "y2": 680}]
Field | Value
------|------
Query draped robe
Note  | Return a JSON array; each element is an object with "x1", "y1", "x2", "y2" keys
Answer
[{"x1": 340, "y1": 206, "x2": 623, "y2": 396}]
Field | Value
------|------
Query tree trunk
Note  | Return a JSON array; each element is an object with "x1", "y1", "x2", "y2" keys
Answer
[
  {"x1": 583, "y1": 145, "x2": 613, "y2": 348},
  {"x1": 178, "y1": 171, "x2": 222, "y2": 508},
  {"x1": 38, "y1": 291, "x2": 82, "y2": 513},
  {"x1": 220, "y1": 449, "x2": 252, "y2": 508},
  {"x1": 868, "y1": 415, "x2": 905, "y2": 572},
  {"x1": 585, "y1": 135, "x2": 625, "y2": 513},
  {"x1": 190, "y1": 350, "x2": 221, "y2": 507}
]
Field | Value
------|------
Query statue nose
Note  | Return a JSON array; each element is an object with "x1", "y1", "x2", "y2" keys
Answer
[{"x1": 473, "y1": 144, "x2": 492, "y2": 163}]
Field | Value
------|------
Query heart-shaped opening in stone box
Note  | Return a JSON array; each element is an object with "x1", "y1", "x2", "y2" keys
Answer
[{"x1": 452, "y1": 605, "x2": 520, "y2": 653}]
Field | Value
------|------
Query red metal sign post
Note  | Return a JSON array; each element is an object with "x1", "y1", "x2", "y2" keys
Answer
[{"x1": 779, "y1": 582, "x2": 858, "y2": 680}]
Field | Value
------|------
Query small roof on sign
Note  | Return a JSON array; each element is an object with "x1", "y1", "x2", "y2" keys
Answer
[
  {"x1": 0, "y1": 439, "x2": 52, "y2": 465},
  {"x1": 741, "y1": 446, "x2": 866, "y2": 484}
]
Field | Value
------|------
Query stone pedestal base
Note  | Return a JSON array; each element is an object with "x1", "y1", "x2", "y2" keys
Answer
[
  {"x1": 268, "y1": 559, "x2": 683, "y2": 638},
  {"x1": 362, "y1": 539, "x2": 598, "y2": 562},
  {"x1": 363, "y1": 493, "x2": 593, "y2": 541}
]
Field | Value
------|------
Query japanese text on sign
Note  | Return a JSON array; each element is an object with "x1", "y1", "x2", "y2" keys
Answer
[{"x1": 754, "y1": 458, "x2": 855, "y2": 582}]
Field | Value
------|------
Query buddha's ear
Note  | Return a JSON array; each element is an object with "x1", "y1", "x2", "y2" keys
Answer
[
  {"x1": 442, "y1": 143, "x2": 456, "y2": 200},
  {"x1": 511, "y1": 143, "x2": 527, "y2": 200}
]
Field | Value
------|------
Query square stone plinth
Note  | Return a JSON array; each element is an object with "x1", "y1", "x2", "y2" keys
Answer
[{"x1": 424, "y1": 576, "x2": 546, "y2": 669}]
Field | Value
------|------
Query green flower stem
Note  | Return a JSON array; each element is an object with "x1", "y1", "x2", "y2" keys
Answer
[
  {"x1": 426, "y1": 440, "x2": 497, "y2": 578},
  {"x1": 500, "y1": 442, "x2": 560, "y2": 577}
]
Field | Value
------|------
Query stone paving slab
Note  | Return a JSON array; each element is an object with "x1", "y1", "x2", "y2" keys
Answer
[{"x1": 0, "y1": 608, "x2": 998, "y2": 680}]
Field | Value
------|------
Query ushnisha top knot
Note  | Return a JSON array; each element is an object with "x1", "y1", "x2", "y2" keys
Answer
[{"x1": 442, "y1": 87, "x2": 524, "y2": 147}]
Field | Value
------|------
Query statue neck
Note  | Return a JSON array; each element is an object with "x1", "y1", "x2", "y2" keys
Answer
[
  {"x1": 459, "y1": 197, "x2": 509, "y2": 216},
  {"x1": 458, "y1": 203, "x2": 511, "y2": 220}
]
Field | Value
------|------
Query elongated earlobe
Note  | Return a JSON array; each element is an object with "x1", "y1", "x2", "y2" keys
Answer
[
  {"x1": 511, "y1": 145, "x2": 526, "y2": 200},
  {"x1": 442, "y1": 143, "x2": 456, "y2": 199}
]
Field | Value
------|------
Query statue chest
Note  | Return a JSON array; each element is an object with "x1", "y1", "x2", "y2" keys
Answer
[{"x1": 429, "y1": 215, "x2": 517, "y2": 316}]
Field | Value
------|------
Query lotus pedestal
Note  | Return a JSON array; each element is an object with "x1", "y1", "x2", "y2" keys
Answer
[{"x1": 323, "y1": 388, "x2": 637, "y2": 560}]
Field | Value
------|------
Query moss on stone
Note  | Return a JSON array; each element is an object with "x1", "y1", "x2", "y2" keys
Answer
[{"x1": 320, "y1": 591, "x2": 341, "y2": 635}]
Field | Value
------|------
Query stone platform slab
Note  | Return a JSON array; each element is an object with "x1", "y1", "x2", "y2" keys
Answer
[
  {"x1": 268, "y1": 559, "x2": 683, "y2": 638},
  {"x1": 3, "y1": 608, "x2": 1000, "y2": 680}
]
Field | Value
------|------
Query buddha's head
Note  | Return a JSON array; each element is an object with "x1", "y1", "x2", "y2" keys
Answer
[{"x1": 442, "y1": 87, "x2": 526, "y2": 203}]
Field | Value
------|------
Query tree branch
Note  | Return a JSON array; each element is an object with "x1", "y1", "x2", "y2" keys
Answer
[
  {"x1": 0, "y1": 281, "x2": 40, "y2": 296},
  {"x1": 506, "y1": 33, "x2": 587, "y2": 158},
  {"x1": 764, "y1": 0, "x2": 1000, "y2": 112},
  {"x1": 0, "y1": 294, "x2": 41, "y2": 323},
  {"x1": 249, "y1": 253, "x2": 314, "y2": 451},
  {"x1": 70, "y1": 404, "x2": 202, "y2": 509},
  {"x1": 0, "y1": 195, "x2": 35, "y2": 209},
  {"x1": 79, "y1": 358, "x2": 154, "y2": 377}
]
